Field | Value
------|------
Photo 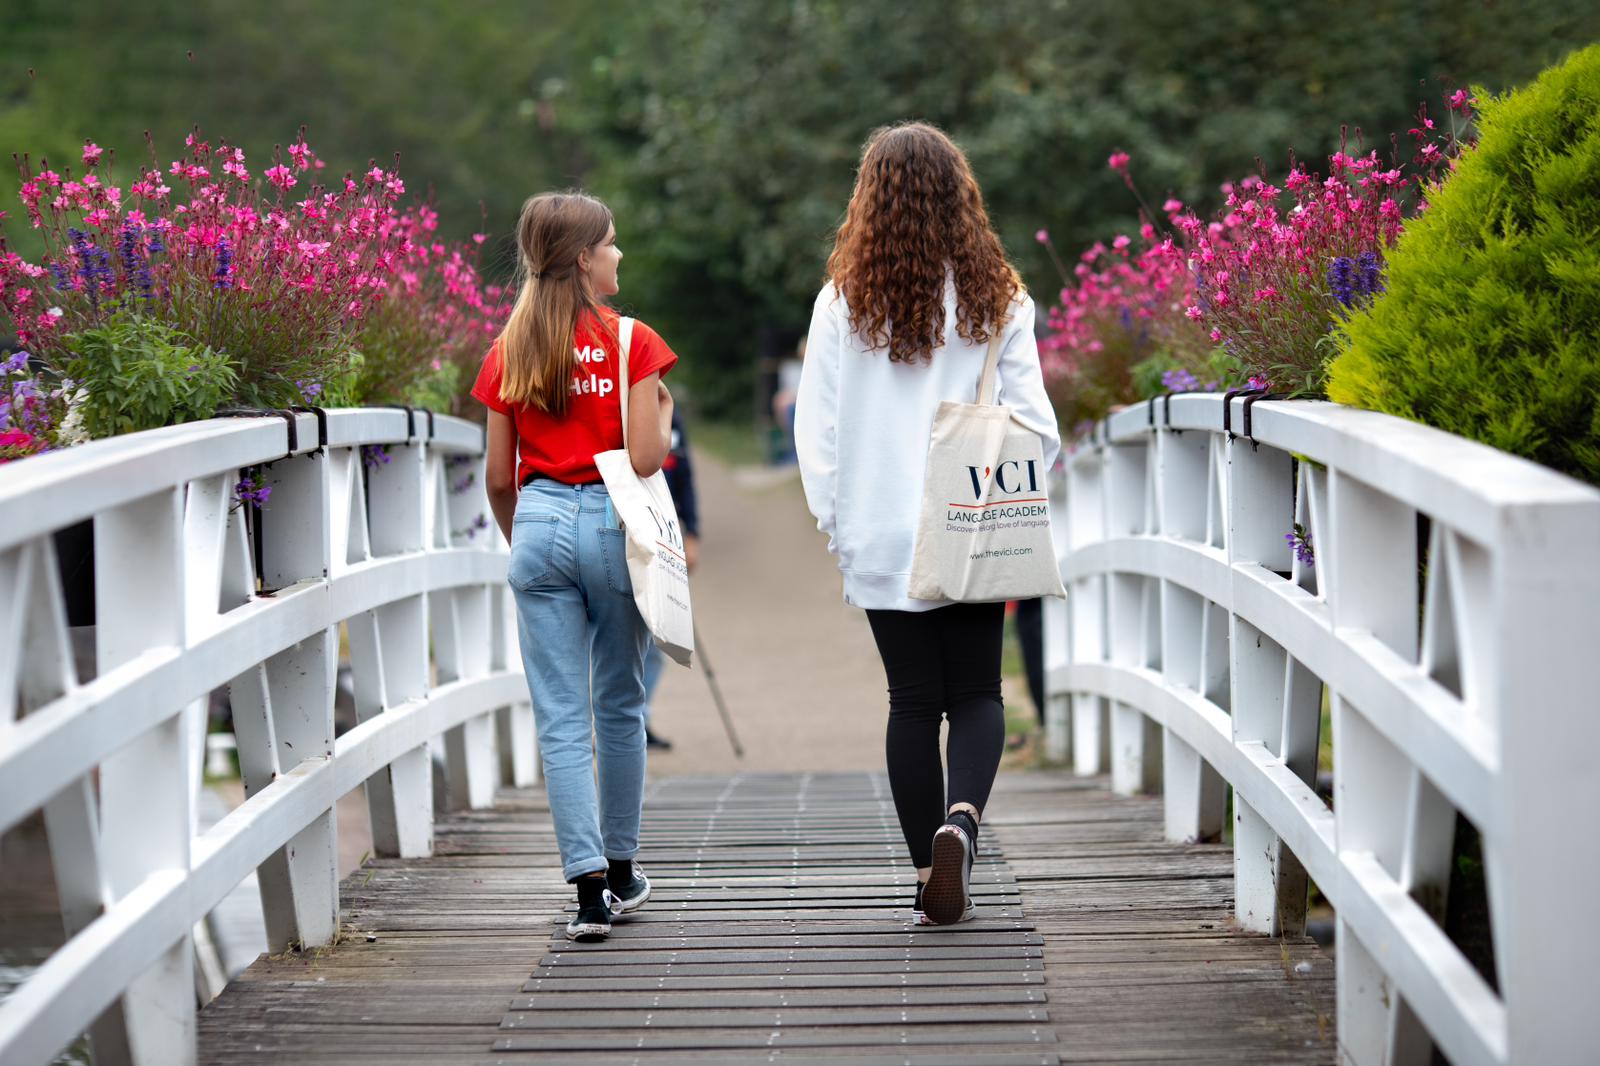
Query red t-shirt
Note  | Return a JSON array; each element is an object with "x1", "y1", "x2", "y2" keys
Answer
[{"x1": 471, "y1": 308, "x2": 678, "y2": 485}]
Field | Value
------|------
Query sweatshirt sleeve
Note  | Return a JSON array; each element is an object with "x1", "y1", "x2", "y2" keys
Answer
[
  {"x1": 995, "y1": 294, "x2": 1061, "y2": 471},
  {"x1": 794, "y1": 285, "x2": 842, "y2": 553}
]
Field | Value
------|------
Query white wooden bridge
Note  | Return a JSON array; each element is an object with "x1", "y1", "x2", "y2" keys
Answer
[{"x1": 0, "y1": 395, "x2": 1596, "y2": 1064}]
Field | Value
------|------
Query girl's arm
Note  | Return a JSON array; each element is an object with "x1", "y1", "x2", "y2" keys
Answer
[
  {"x1": 795, "y1": 286, "x2": 842, "y2": 553},
  {"x1": 627, "y1": 371, "x2": 672, "y2": 477},
  {"x1": 485, "y1": 409, "x2": 520, "y2": 543},
  {"x1": 996, "y1": 295, "x2": 1061, "y2": 470}
]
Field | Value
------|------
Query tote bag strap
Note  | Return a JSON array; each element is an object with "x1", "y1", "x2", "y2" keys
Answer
[
  {"x1": 975, "y1": 317, "x2": 1007, "y2": 405},
  {"x1": 614, "y1": 315, "x2": 637, "y2": 447}
]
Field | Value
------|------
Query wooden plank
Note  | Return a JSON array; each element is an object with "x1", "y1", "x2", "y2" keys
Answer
[
  {"x1": 507, "y1": 988, "x2": 1048, "y2": 1010},
  {"x1": 198, "y1": 770, "x2": 1335, "y2": 1065}
]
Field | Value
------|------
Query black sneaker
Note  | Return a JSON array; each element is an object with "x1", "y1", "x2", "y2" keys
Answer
[
  {"x1": 922, "y1": 823, "x2": 976, "y2": 925},
  {"x1": 566, "y1": 881, "x2": 615, "y2": 942},
  {"x1": 645, "y1": 728, "x2": 673, "y2": 750},
  {"x1": 606, "y1": 860, "x2": 651, "y2": 915}
]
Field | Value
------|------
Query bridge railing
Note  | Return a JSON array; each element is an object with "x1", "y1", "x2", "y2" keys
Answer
[
  {"x1": 1044, "y1": 393, "x2": 1600, "y2": 1066},
  {"x1": 0, "y1": 409, "x2": 533, "y2": 1066}
]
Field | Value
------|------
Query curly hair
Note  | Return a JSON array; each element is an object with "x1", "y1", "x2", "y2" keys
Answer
[{"x1": 826, "y1": 122, "x2": 1022, "y2": 363}]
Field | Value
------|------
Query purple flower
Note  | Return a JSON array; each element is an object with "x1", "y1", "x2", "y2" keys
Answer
[
  {"x1": 362, "y1": 444, "x2": 391, "y2": 469},
  {"x1": 213, "y1": 237, "x2": 234, "y2": 290},
  {"x1": 1, "y1": 351, "x2": 28, "y2": 375},
  {"x1": 69, "y1": 228, "x2": 112, "y2": 313},
  {"x1": 1328, "y1": 256, "x2": 1356, "y2": 307},
  {"x1": 455, "y1": 513, "x2": 490, "y2": 540},
  {"x1": 1162, "y1": 368, "x2": 1200, "y2": 392},
  {"x1": 1285, "y1": 523, "x2": 1315, "y2": 567},
  {"x1": 233, "y1": 475, "x2": 272, "y2": 509},
  {"x1": 1355, "y1": 251, "x2": 1383, "y2": 299}
]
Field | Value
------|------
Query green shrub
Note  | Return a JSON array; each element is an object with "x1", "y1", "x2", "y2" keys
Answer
[
  {"x1": 1326, "y1": 44, "x2": 1600, "y2": 486},
  {"x1": 63, "y1": 314, "x2": 238, "y2": 439}
]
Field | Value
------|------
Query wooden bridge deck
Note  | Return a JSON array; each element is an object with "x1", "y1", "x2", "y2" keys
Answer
[{"x1": 196, "y1": 771, "x2": 1335, "y2": 1065}]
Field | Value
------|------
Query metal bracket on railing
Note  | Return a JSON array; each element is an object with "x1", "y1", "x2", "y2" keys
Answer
[
  {"x1": 1161, "y1": 389, "x2": 1203, "y2": 430},
  {"x1": 1241, "y1": 392, "x2": 1284, "y2": 447},
  {"x1": 1222, "y1": 388, "x2": 1269, "y2": 440},
  {"x1": 375, "y1": 403, "x2": 418, "y2": 441},
  {"x1": 288, "y1": 405, "x2": 329, "y2": 451},
  {"x1": 421, "y1": 408, "x2": 436, "y2": 441},
  {"x1": 215, "y1": 407, "x2": 300, "y2": 460},
  {"x1": 1147, "y1": 396, "x2": 1158, "y2": 428},
  {"x1": 1222, "y1": 388, "x2": 1246, "y2": 438}
]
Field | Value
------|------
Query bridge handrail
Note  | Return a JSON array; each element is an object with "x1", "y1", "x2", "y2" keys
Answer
[
  {"x1": 0, "y1": 409, "x2": 533, "y2": 1066},
  {"x1": 1045, "y1": 393, "x2": 1600, "y2": 1066}
]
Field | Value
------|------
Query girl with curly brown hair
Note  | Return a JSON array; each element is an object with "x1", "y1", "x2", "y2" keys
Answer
[{"x1": 795, "y1": 122, "x2": 1060, "y2": 925}]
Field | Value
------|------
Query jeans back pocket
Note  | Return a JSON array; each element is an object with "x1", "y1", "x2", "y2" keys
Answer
[
  {"x1": 597, "y1": 527, "x2": 633, "y2": 595},
  {"x1": 508, "y1": 514, "x2": 559, "y2": 590}
]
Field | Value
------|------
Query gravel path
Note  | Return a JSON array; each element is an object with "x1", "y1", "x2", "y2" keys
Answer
[{"x1": 642, "y1": 453, "x2": 890, "y2": 775}]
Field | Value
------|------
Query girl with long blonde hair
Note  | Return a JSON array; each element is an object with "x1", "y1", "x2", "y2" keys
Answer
[{"x1": 475, "y1": 191, "x2": 677, "y2": 941}]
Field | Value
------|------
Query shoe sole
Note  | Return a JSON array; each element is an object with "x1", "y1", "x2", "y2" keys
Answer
[
  {"x1": 923, "y1": 826, "x2": 971, "y2": 925},
  {"x1": 565, "y1": 921, "x2": 611, "y2": 942}
]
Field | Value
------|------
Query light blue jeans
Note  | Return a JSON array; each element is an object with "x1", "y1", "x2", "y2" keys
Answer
[
  {"x1": 643, "y1": 641, "x2": 666, "y2": 706},
  {"x1": 508, "y1": 480, "x2": 650, "y2": 882}
]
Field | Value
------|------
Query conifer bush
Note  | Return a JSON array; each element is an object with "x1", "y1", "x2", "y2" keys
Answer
[{"x1": 1326, "y1": 44, "x2": 1600, "y2": 486}]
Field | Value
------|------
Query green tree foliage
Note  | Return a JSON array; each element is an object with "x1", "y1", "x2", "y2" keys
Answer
[
  {"x1": 567, "y1": 0, "x2": 1600, "y2": 414},
  {"x1": 1327, "y1": 43, "x2": 1600, "y2": 486},
  {"x1": 5, "y1": 1, "x2": 1598, "y2": 416}
]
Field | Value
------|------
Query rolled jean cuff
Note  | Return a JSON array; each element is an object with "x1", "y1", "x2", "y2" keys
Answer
[
  {"x1": 604, "y1": 848, "x2": 639, "y2": 862},
  {"x1": 563, "y1": 856, "x2": 608, "y2": 882}
]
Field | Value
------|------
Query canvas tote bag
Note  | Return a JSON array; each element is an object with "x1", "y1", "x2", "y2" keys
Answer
[
  {"x1": 593, "y1": 317, "x2": 695, "y2": 665},
  {"x1": 906, "y1": 326, "x2": 1068, "y2": 602}
]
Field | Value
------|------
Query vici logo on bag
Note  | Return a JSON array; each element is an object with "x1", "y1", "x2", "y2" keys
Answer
[
  {"x1": 644, "y1": 502, "x2": 689, "y2": 578},
  {"x1": 963, "y1": 459, "x2": 1041, "y2": 501},
  {"x1": 949, "y1": 458, "x2": 1048, "y2": 525}
]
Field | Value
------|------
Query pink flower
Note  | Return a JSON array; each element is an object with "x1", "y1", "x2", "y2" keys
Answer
[
  {"x1": 1253, "y1": 287, "x2": 1279, "y2": 302},
  {"x1": 1107, "y1": 152, "x2": 1131, "y2": 173},
  {"x1": 1112, "y1": 234, "x2": 1131, "y2": 252},
  {"x1": 264, "y1": 164, "x2": 297, "y2": 190},
  {"x1": 1209, "y1": 328, "x2": 1222, "y2": 342},
  {"x1": 82, "y1": 142, "x2": 104, "y2": 165},
  {"x1": 1162, "y1": 198, "x2": 1183, "y2": 214},
  {"x1": 1184, "y1": 305, "x2": 1203, "y2": 320},
  {"x1": 1035, "y1": 229, "x2": 1049, "y2": 244},
  {"x1": 1448, "y1": 89, "x2": 1474, "y2": 112}
]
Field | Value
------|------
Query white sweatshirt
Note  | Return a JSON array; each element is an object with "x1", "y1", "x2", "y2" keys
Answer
[{"x1": 795, "y1": 280, "x2": 1062, "y2": 612}]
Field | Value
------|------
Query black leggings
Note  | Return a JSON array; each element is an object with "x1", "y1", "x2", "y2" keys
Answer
[{"x1": 866, "y1": 602, "x2": 1006, "y2": 868}]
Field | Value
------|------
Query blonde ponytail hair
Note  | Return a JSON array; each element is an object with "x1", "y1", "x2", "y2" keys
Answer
[{"x1": 497, "y1": 191, "x2": 616, "y2": 415}]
